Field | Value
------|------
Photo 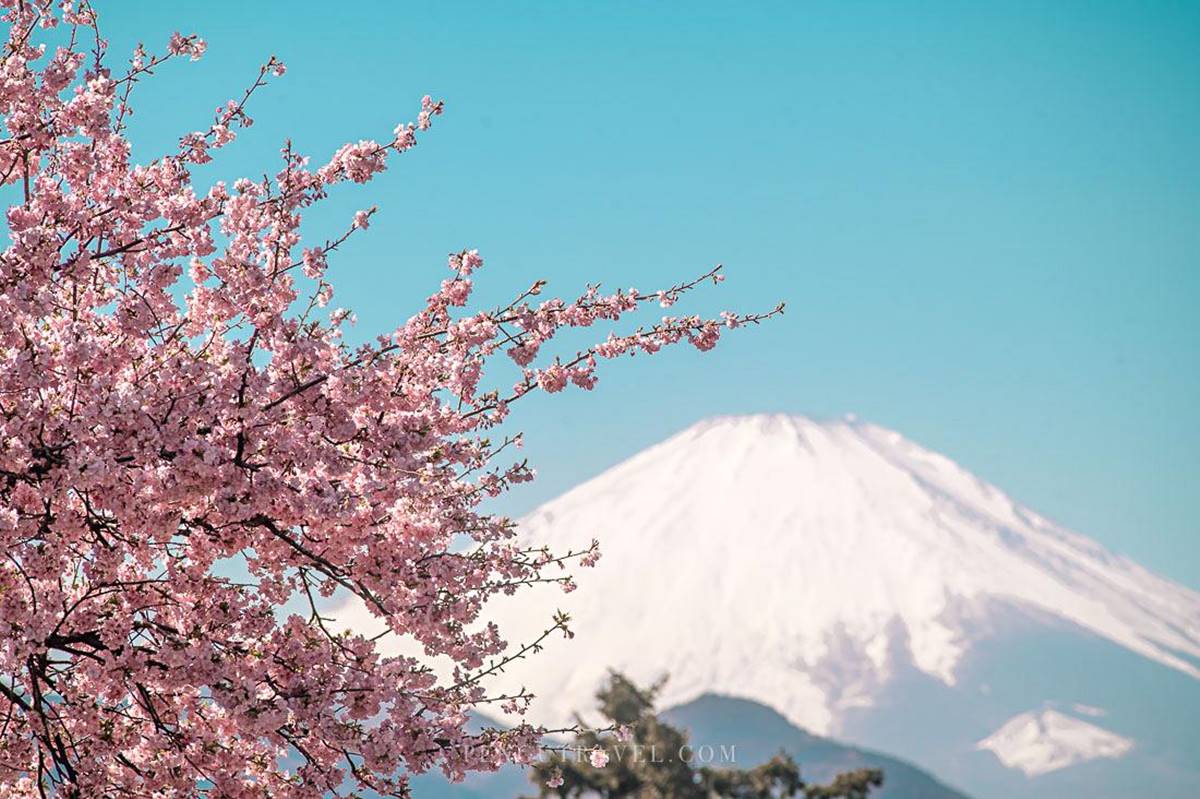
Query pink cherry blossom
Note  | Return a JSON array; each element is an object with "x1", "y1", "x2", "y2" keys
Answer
[{"x1": 0, "y1": 3, "x2": 780, "y2": 797}]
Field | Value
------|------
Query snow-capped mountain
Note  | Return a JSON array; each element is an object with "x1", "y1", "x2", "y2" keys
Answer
[
  {"x1": 334, "y1": 413, "x2": 1200, "y2": 797},
  {"x1": 975, "y1": 708, "x2": 1133, "y2": 776},
  {"x1": 483, "y1": 415, "x2": 1199, "y2": 728},
  {"x1": 471, "y1": 414, "x2": 1200, "y2": 798}
]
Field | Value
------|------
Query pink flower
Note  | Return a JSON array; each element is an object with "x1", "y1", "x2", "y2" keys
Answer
[
  {"x1": 167, "y1": 31, "x2": 206, "y2": 60},
  {"x1": 589, "y1": 747, "x2": 610, "y2": 768},
  {"x1": 538, "y1": 364, "x2": 568, "y2": 393},
  {"x1": 440, "y1": 278, "x2": 472, "y2": 307}
]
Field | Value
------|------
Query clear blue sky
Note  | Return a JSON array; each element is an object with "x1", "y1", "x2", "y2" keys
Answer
[{"x1": 99, "y1": 1, "x2": 1199, "y2": 588}]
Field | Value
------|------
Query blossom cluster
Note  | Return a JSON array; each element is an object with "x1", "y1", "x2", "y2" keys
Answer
[{"x1": 0, "y1": 2, "x2": 778, "y2": 797}]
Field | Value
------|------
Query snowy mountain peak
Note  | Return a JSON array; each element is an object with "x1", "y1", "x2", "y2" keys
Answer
[
  {"x1": 481, "y1": 414, "x2": 1200, "y2": 735},
  {"x1": 976, "y1": 709, "x2": 1134, "y2": 776}
]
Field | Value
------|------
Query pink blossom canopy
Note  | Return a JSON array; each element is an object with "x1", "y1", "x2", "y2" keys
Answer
[{"x1": 0, "y1": 2, "x2": 778, "y2": 796}]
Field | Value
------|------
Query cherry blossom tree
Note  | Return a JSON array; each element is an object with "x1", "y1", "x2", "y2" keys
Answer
[{"x1": 0, "y1": 2, "x2": 779, "y2": 796}]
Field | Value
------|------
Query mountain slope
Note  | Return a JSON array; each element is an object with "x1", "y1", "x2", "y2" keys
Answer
[
  {"x1": 404, "y1": 699, "x2": 970, "y2": 799},
  {"x1": 663, "y1": 694, "x2": 970, "y2": 799},
  {"x1": 479, "y1": 414, "x2": 1200, "y2": 736}
]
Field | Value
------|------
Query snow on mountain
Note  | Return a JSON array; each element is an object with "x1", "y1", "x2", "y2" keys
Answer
[
  {"x1": 975, "y1": 709, "x2": 1134, "y2": 776},
  {"x1": 470, "y1": 414, "x2": 1200, "y2": 736}
]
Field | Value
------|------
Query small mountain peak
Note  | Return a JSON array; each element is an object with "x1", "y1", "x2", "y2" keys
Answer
[{"x1": 976, "y1": 709, "x2": 1134, "y2": 776}]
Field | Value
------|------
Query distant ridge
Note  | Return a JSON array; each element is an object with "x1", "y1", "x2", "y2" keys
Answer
[{"x1": 406, "y1": 697, "x2": 972, "y2": 799}]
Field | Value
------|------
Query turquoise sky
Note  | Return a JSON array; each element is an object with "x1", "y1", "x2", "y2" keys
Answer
[{"x1": 99, "y1": 2, "x2": 1199, "y2": 588}]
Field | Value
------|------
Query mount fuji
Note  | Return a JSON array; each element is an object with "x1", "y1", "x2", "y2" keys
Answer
[{"x1": 465, "y1": 415, "x2": 1200, "y2": 798}]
